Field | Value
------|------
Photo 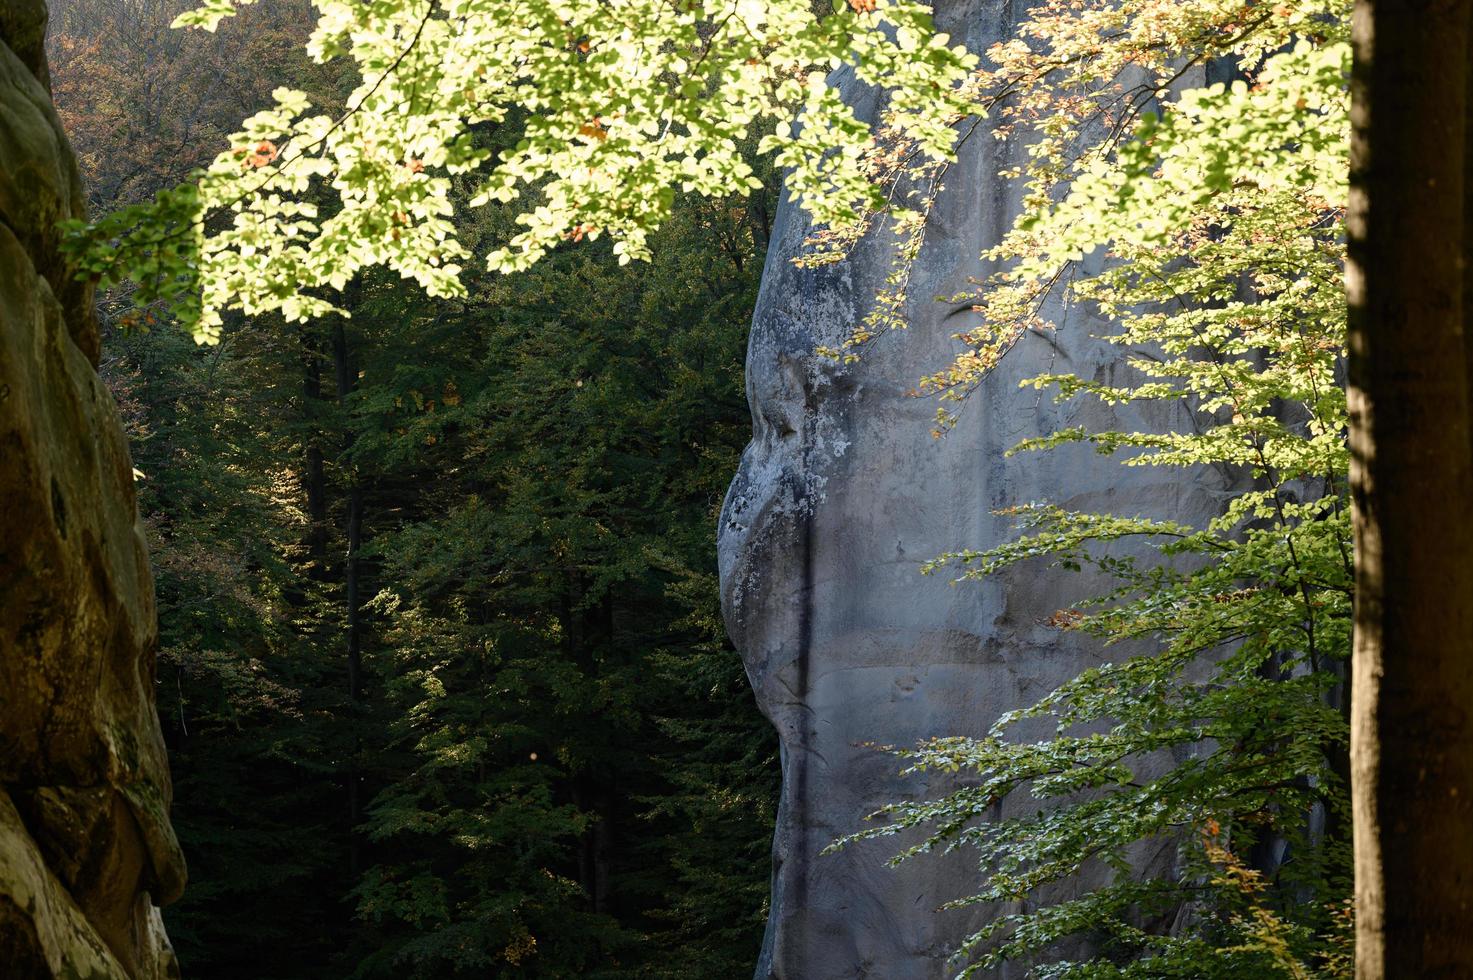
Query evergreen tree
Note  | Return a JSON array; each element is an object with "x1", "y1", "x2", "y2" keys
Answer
[
  {"x1": 50, "y1": 7, "x2": 779, "y2": 975},
  {"x1": 347, "y1": 191, "x2": 776, "y2": 978}
]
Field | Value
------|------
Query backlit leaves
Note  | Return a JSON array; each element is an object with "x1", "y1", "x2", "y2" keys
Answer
[{"x1": 70, "y1": 0, "x2": 977, "y2": 341}]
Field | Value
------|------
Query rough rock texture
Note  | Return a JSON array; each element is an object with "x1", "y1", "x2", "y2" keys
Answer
[
  {"x1": 0, "y1": 2, "x2": 185, "y2": 976},
  {"x1": 718, "y1": 3, "x2": 1232, "y2": 977}
]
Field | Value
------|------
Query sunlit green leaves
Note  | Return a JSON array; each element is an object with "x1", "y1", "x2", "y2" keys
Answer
[{"x1": 71, "y1": 0, "x2": 976, "y2": 341}]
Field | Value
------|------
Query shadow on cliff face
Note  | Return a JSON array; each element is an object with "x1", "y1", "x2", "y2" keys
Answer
[{"x1": 0, "y1": 2, "x2": 184, "y2": 976}]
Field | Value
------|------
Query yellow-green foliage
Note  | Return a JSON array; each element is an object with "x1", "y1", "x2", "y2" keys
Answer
[
  {"x1": 833, "y1": 1, "x2": 1354, "y2": 976},
  {"x1": 67, "y1": 0, "x2": 977, "y2": 341}
]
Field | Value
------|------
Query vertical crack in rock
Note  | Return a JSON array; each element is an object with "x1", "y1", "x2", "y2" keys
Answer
[{"x1": 792, "y1": 471, "x2": 816, "y2": 965}]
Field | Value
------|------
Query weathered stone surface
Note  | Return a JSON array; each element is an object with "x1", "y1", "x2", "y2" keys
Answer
[
  {"x1": 718, "y1": 3, "x2": 1232, "y2": 976},
  {"x1": 0, "y1": 5, "x2": 183, "y2": 976}
]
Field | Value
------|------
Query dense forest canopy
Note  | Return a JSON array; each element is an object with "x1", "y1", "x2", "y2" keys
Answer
[{"x1": 8, "y1": 0, "x2": 1471, "y2": 976}]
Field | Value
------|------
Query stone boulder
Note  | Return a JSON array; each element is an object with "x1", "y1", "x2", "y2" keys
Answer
[
  {"x1": 0, "y1": 2, "x2": 184, "y2": 976},
  {"x1": 718, "y1": 2, "x2": 1234, "y2": 976}
]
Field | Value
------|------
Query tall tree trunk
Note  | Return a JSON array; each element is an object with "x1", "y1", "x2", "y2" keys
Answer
[
  {"x1": 332, "y1": 318, "x2": 363, "y2": 705},
  {"x1": 301, "y1": 324, "x2": 328, "y2": 579},
  {"x1": 331, "y1": 313, "x2": 365, "y2": 875},
  {"x1": 1347, "y1": 1, "x2": 1473, "y2": 974}
]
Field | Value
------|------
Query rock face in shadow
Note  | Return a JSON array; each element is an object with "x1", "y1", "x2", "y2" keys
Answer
[
  {"x1": 717, "y1": 3, "x2": 1232, "y2": 977},
  {"x1": 0, "y1": 2, "x2": 185, "y2": 976}
]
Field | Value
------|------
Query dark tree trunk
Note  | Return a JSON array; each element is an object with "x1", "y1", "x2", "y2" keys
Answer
[
  {"x1": 301, "y1": 325, "x2": 328, "y2": 578},
  {"x1": 332, "y1": 318, "x2": 363, "y2": 705},
  {"x1": 331, "y1": 313, "x2": 365, "y2": 875},
  {"x1": 749, "y1": 191, "x2": 771, "y2": 255},
  {"x1": 1347, "y1": 1, "x2": 1473, "y2": 974},
  {"x1": 561, "y1": 580, "x2": 616, "y2": 916}
]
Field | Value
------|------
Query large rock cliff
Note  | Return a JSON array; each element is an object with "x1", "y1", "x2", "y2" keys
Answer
[
  {"x1": 718, "y1": 3, "x2": 1233, "y2": 976},
  {"x1": 0, "y1": 2, "x2": 184, "y2": 976}
]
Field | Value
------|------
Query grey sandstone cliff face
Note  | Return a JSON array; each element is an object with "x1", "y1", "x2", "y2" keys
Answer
[
  {"x1": 0, "y1": 2, "x2": 184, "y2": 976},
  {"x1": 718, "y1": 3, "x2": 1233, "y2": 977}
]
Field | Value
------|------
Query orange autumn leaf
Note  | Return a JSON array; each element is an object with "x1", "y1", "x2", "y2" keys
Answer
[{"x1": 244, "y1": 140, "x2": 278, "y2": 169}]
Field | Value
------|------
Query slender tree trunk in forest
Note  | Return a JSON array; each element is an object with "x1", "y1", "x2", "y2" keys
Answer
[
  {"x1": 562, "y1": 582, "x2": 616, "y2": 915},
  {"x1": 749, "y1": 192, "x2": 771, "y2": 255},
  {"x1": 1347, "y1": 1, "x2": 1473, "y2": 974},
  {"x1": 332, "y1": 319, "x2": 364, "y2": 705},
  {"x1": 331, "y1": 312, "x2": 365, "y2": 875},
  {"x1": 301, "y1": 325, "x2": 328, "y2": 578}
]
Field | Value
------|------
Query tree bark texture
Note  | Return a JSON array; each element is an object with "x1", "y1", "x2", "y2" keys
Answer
[{"x1": 1348, "y1": 1, "x2": 1473, "y2": 975}]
